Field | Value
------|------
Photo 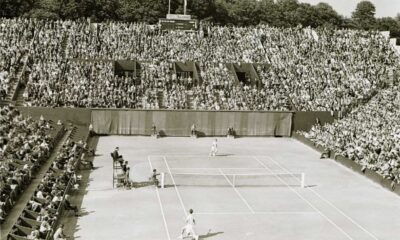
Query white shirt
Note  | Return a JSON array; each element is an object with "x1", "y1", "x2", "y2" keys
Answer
[
  {"x1": 40, "y1": 221, "x2": 51, "y2": 232},
  {"x1": 53, "y1": 228, "x2": 64, "y2": 240},
  {"x1": 36, "y1": 191, "x2": 44, "y2": 199},
  {"x1": 185, "y1": 213, "x2": 195, "y2": 226}
]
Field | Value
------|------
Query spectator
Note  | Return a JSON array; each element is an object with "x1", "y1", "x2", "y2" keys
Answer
[
  {"x1": 64, "y1": 195, "x2": 79, "y2": 217},
  {"x1": 53, "y1": 223, "x2": 68, "y2": 240}
]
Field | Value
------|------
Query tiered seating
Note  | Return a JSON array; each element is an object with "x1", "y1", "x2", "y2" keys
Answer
[
  {"x1": 8, "y1": 129, "x2": 88, "y2": 240},
  {"x1": 299, "y1": 85, "x2": 400, "y2": 184},
  {"x1": 0, "y1": 18, "x2": 34, "y2": 102},
  {"x1": 16, "y1": 20, "x2": 399, "y2": 111},
  {"x1": 1, "y1": 18, "x2": 399, "y2": 112},
  {"x1": 0, "y1": 106, "x2": 63, "y2": 222}
]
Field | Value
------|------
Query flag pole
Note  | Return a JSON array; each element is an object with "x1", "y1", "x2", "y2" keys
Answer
[{"x1": 184, "y1": 0, "x2": 187, "y2": 15}]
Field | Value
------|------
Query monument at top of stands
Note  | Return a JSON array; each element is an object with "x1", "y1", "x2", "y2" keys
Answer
[{"x1": 160, "y1": 0, "x2": 198, "y2": 31}]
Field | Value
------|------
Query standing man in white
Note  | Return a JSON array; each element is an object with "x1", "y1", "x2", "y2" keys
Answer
[
  {"x1": 178, "y1": 209, "x2": 199, "y2": 240},
  {"x1": 209, "y1": 139, "x2": 218, "y2": 157}
]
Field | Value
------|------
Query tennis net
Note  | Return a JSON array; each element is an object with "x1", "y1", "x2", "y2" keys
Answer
[{"x1": 160, "y1": 172, "x2": 305, "y2": 188}]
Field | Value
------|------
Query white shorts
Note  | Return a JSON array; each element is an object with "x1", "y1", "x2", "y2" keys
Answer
[{"x1": 182, "y1": 224, "x2": 196, "y2": 237}]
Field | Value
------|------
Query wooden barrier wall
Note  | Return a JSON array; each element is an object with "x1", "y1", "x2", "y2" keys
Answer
[
  {"x1": 292, "y1": 111, "x2": 336, "y2": 132},
  {"x1": 91, "y1": 110, "x2": 293, "y2": 136},
  {"x1": 18, "y1": 107, "x2": 92, "y2": 126},
  {"x1": 18, "y1": 107, "x2": 336, "y2": 137}
]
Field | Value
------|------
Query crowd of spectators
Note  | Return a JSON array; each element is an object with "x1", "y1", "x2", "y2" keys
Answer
[
  {"x1": 1, "y1": 17, "x2": 400, "y2": 238},
  {"x1": 17, "y1": 20, "x2": 399, "y2": 111},
  {"x1": 25, "y1": 60, "x2": 160, "y2": 108},
  {"x1": 10, "y1": 138, "x2": 84, "y2": 239},
  {"x1": 0, "y1": 18, "x2": 34, "y2": 100},
  {"x1": 299, "y1": 86, "x2": 400, "y2": 184},
  {"x1": 1, "y1": 18, "x2": 399, "y2": 111},
  {"x1": 260, "y1": 27, "x2": 400, "y2": 111},
  {"x1": 0, "y1": 106, "x2": 53, "y2": 222}
]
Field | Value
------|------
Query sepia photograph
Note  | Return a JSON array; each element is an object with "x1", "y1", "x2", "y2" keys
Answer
[{"x1": 0, "y1": 0, "x2": 400, "y2": 239}]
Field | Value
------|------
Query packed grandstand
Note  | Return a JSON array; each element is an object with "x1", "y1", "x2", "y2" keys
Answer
[
  {"x1": 0, "y1": 18, "x2": 398, "y2": 111},
  {"x1": 1, "y1": 14, "x2": 400, "y2": 240}
]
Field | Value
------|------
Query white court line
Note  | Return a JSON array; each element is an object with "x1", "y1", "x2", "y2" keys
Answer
[
  {"x1": 264, "y1": 156, "x2": 379, "y2": 240},
  {"x1": 196, "y1": 211, "x2": 317, "y2": 215},
  {"x1": 253, "y1": 156, "x2": 354, "y2": 240},
  {"x1": 218, "y1": 168, "x2": 255, "y2": 214},
  {"x1": 149, "y1": 154, "x2": 259, "y2": 158},
  {"x1": 148, "y1": 157, "x2": 171, "y2": 240},
  {"x1": 170, "y1": 167, "x2": 265, "y2": 170},
  {"x1": 163, "y1": 156, "x2": 187, "y2": 216}
]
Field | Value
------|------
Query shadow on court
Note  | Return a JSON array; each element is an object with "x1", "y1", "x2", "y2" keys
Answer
[
  {"x1": 200, "y1": 231, "x2": 224, "y2": 239},
  {"x1": 131, "y1": 181, "x2": 156, "y2": 188},
  {"x1": 215, "y1": 154, "x2": 234, "y2": 157}
]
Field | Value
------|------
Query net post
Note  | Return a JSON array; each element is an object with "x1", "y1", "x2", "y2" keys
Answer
[
  {"x1": 161, "y1": 172, "x2": 165, "y2": 189},
  {"x1": 233, "y1": 175, "x2": 236, "y2": 187},
  {"x1": 301, "y1": 173, "x2": 305, "y2": 188}
]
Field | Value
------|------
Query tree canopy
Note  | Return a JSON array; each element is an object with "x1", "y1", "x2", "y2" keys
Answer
[
  {"x1": 351, "y1": 0, "x2": 376, "y2": 30},
  {"x1": 0, "y1": 0, "x2": 399, "y2": 38}
]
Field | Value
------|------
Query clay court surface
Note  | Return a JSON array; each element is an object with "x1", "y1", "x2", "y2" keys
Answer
[{"x1": 75, "y1": 137, "x2": 400, "y2": 240}]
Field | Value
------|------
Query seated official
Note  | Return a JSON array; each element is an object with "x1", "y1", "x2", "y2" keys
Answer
[
  {"x1": 151, "y1": 123, "x2": 158, "y2": 136},
  {"x1": 112, "y1": 147, "x2": 122, "y2": 159},
  {"x1": 320, "y1": 148, "x2": 330, "y2": 159},
  {"x1": 111, "y1": 147, "x2": 124, "y2": 165},
  {"x1": 64, "y1": 195, "x2": 79, "y2": 216},
  {"x1": 227, "y1": 127, "x2": 235, "y2": 137},
  {"x1": 191, "y1": 124, "x2": 197, "y2": 136}
]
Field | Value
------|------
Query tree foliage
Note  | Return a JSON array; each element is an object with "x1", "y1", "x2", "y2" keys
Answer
[
  {"x1": 0, "y1": 0, "x2": 399, "y2": 39},
  {"x1": 351, "y1": 0, "x2": 376, "y2": 30}
]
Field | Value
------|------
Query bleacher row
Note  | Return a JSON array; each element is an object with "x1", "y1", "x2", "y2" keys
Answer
[
  {"x1": 8, "y1": 136, "x2": 79, "y2": 240},
  {"x1": 0, "y1": 105, "x2": 91, "y2": 240},
  {"x1": 0, "y1": 107, "x2": 60, "y2": 222}
]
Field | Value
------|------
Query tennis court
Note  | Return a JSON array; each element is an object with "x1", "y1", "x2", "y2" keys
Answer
[{"x1": 74, "y1": 136, "x2": 400, "y2": 240}]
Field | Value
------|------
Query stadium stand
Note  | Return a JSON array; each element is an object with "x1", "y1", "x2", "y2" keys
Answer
[
  {"x1": 0, "y1": 106, "x2": 64, "y2": 223},
  {"x1": 6, "y1": 123, "x2": 90, "y2": 240},
  {"x1": 0, "y1": 19, "x2": 396, "y2": 111},
  {"x1": 0, "y1": 19, "x2": 33, "y2": 103},
  {"x1": 0, "y1": 17, "x2": 400, "y2": 238},
  {"x1": 299, "y1": 85, "x2": 400, "y2": 186}
]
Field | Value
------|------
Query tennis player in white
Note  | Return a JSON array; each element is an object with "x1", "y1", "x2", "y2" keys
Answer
[
  {"x1": 178, "y1": 209, "x2": 199, "y2": 240},
  {"x1": 209, "y1": 139, "x2": 218, "y2": 157}
]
